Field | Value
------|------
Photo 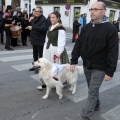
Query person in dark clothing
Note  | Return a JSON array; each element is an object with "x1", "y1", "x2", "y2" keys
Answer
[
  {"x1": 28, "y1": 9, "x2": 35, "y2": 37},
  {"x1": 72, "y1": 17, "x2": 81, "y2": 43},
  {"x1": 11, "y1": 11, "x2": 22, "y2": 47},
  {"x1": 46, "y1": 13, "x2": 51, "y2": 28},
  {"x1": 113, "y1": 20, "x2": 119, "y2": 32},
  {"x1": 27, "y1": 6, "x2": 48, "y2": 71},
  {"x1": 29, "y1": 8, "x2": 35, "y2": 18},
  {"x1": 70, "y1": 2, "x2": 119, "y2": 120},
  {"x1": 3, "y1": 5, "x2": 14, "y2": 50},
  {"x1": 0, "y1": 6, "x2": 4, "y2": 44},
  {"x1": 21, "y1": 12, "x2": 29, "y2": 45}
]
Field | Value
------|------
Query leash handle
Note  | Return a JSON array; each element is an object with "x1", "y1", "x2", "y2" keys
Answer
[{"x1": 54, "y1": 55, "x2": 57, "y2": 63}]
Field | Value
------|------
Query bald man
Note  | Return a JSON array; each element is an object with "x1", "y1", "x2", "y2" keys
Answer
[{"x1": 70, "y1": 2, "x2": 119, "y2": 120}]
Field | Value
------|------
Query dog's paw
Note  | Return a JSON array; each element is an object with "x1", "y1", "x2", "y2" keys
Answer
[
  {"x1": 42, "y1": 95, "x2": 48, "y2": 99},
  {"x1": 72, "y1": 90, "x2": 76, "y2": 95},
  {"x1": 59, "y1": 94, "x2": 63, "y2": 99},
  {"x1": 69, "y1": 87, "x2": 73, "y2": 91}
]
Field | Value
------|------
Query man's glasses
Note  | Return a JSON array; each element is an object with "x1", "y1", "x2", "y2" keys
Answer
[
  {"x1": 89, "y1": 8, "x2": 104, "y2": 12},
  {"x1": 35, "y1": 11, "x2": 42, "y2": 13}
]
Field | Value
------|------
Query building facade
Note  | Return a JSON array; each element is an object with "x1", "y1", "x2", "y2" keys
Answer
[{"x1": 4, "y1": 0, "x2": 120, "y2": 28}]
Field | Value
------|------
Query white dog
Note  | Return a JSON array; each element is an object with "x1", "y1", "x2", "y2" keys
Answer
[{"x1": 34, "y1": 58, "x2": 83, "y2": 99}]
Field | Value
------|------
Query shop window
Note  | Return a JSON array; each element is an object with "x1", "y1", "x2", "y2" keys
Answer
[
  {"x1": 25, "y1": 4, "x2": 28, "y2": 9},
  {"x1": 54, "y1": 7, "x2": 60, "y2": 12},
  {"x1": 74, "y1": 7, "x2": 81, "y2": 18},
  {"x1": 109, "y1": 10, "x2": 115, "y2": 22}
]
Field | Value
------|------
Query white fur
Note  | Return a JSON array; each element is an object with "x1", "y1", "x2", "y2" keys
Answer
[{"x1": 34, "y1": 58, "x2": 83, "y2": 99}]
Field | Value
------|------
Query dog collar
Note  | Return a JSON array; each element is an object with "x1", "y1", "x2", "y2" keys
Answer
[{"x1": 53, "y1": 77, "x2": 58, "y2": 81}]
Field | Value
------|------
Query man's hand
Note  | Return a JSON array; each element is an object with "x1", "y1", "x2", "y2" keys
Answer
[
  {"x1": 70, "y1": 65, "x2": 76, "y2": 73},
  {"x1": 104, "y1": 74, "x2": 112, "y2": 81},
  {"x1": 27, "y1": 26, "x2": 32, "y2": 30}
]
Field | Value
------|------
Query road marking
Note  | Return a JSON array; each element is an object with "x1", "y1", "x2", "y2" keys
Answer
[
  {"x1": 0, "y1": 55, "x2": 33, "y2": 62},
  {"x1": 30, "y1": 74, "x2": 42, "y2": 83},
  {"x1": 0, "y1": 49, "x2": 32, "y2": 55},
  {"x1": 0, "y1": 50, "x2": 72, "y2": 62},
  {"x1": 12, "y1": 63, "x2": 32, "y2": 71},
  {"x1": 101, "y1": 104, "x2": 120, "y2": 120},
  {"x1": 65, "y1": 71, "x2": 120, "y2": 102},
  {"x1": 11, "y1": 56, "x2": 82, "y2": 71}
]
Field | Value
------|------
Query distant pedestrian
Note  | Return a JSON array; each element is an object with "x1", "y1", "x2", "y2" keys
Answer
[
  {"x1": 78, "y1": 14, "x2": 84, "y2": 34},
  {"x1": 13, "y1": 7, "x2": 21, "y2": 16},
  {"x1": 11, "y1": 11, "x2": 22, "y2": 47},
  {"x1": 83, "y1": 13, "x2": 87, "y2": 26},
  {"x1": 3, "y1": 5, "x2": 14, "y2": 50},
  {"x1": 0, "y1": 6, "x2": 4, "y2": 44},
  {"x1": 72, "y1": 17, "x2": 81, "y2": 43},
  {"x1": 21, "y1": 12, "x2": 29, "y2": 46},
  {"x1": 113, "y1": 20, "x2": 119, "y2": 32},
  {"x1": 70, "y1": 2, "x2": 119, "y2": 120}
]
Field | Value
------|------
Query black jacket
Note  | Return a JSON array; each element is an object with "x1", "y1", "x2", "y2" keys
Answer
[
  {"x1": 30, "y1": 14, "x2": 48, "y2": 46},
  {"x1": 73, "y1": 20, "x2": 81, "y2": 33},
  {"x1": 71, "y1": 22, "x2": 119, "y2": 77}
]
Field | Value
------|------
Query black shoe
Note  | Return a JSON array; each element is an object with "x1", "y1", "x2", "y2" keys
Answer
[
  {"x1": 82, "y1": 116, "x2": 90, "y2": 120},
  {"x1": 24, "y1": 44, "x2": 27, "y2": 46},
  {"x1": 11, "y1": 45, "x2": 15, "y2": 47},
  {"x1": 35, "y1": 69, "x2": 39, "y2": 74},
  {"x1": 95, "y1": 100, "x2": 100, "y2": 110},
  {"x1": 29, "y1": 66, "x2": 36, "y2": 71},
  {"x1": 7, "y1": 48, "x2": 14, "y2": 51},
  {"x1": 95, "y1": 105, "x2": 100, "y2": 110}
]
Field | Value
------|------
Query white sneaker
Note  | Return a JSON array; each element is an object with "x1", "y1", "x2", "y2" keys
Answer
[
  {"x1": 37, "y1": 85, "x2": 46, "y2": 90},
  {"x1": 37, "y1": 86, "x2": 43, "y2": 90}
]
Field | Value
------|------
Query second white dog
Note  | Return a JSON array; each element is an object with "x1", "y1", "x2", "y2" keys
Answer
[{"x1": 34, "y1": 58, "x2": 83, "y2": 99}]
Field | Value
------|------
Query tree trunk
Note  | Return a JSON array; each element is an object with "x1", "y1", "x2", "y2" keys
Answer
[{"x1": 11, "y1": 0, "x2": 20, "y2": 11}]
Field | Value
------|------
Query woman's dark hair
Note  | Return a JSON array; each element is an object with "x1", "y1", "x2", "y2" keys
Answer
[
  {"x1": 50, "y1": 12, "x2": 62, "y2": 23},
  {"x1": 22, "y1": 12, "x2": 28, "y2": 18},
  {"x1": 17, "y1": 11, "x2": 22, "y2": 17},
  {"x1": 51, "y1": 12, "x2": 61, "y2": 19}
]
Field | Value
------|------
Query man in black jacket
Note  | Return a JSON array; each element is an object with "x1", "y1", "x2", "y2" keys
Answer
[
  {"x1": 70, "y1": 2, "x2": 119, "y2": 120},
  {"x1": 27, "y1": 6, "x2": 48, "y2": 71}
]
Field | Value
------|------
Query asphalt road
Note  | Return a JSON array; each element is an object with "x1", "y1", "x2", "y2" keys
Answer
[{"x1": 0, "y1": 29, "x2": 120, "y2": 120}]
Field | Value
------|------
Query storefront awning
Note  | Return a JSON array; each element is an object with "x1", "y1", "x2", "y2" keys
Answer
[{"x1": 35, "y1": 0, "x2": 89, "y2": 5}]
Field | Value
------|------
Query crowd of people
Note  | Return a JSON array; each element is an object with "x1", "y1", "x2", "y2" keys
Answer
[
  {"x1": 0, "y1": 2, "x2": 119, "y2": 120},
  {"x1": 0, "y1": 5, "x2": 38, "y2": 50}
]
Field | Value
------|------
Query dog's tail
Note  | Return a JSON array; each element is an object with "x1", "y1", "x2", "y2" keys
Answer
[{"x1": 76, "y1": 65, "x2": 84, "y2": 74}]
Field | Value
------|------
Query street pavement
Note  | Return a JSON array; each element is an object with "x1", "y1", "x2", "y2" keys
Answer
[{"x1": 0, "y1": 29, "x2": 120, "y2": 120}]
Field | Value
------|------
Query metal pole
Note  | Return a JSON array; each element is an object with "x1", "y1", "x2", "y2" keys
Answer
[
  {"x1": 29, "y1": 0, "x2": 31, "y2": 16},
  {"x1": 0, "y1": 0, "x2": 2, "y2": 6}
]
